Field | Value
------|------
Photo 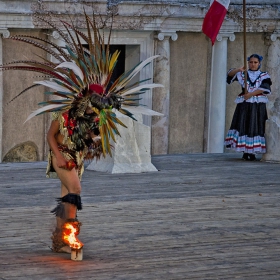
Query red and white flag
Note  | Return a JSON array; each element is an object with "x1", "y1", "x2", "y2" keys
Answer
[{"x1": 202, "y1": 0, "x2": 230, "y2": 45}]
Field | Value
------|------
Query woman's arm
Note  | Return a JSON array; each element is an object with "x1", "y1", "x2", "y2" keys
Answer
[
  {"x1": 244, "y1": 89, "x2": 264, "y2": 100},
  {"x1": 228, "y1": 67, "x2": 245, "y2": 77},
  {"x1": 47, "y1": 120, "x2": 68, "y2": 168}
]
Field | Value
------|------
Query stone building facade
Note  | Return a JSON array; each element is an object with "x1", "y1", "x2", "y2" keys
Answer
[{"x1": 0, "y1": 0, "x2": 279, "y2": 162}]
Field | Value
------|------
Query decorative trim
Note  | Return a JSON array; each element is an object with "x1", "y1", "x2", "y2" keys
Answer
[
  {"x1": 270, "y1": 33, "x2": 280, "y2": 42},
  {"x1": 0, "y1": 1, "x2": 278, "y2": 32},
  {"x1": 0, "y1": 30, "x2": 8, "y2": 162},
  {"x1": 216, "y1": 32, "x2": 235, "y2": 42},
  {"x1": 0, "y1": 29, "x2": 10, "y2": 38},
  {"x1": 157, "y1": 32, "x2": 178, "y2": 42},
  {"x1": 52, "y1": 31, "x2": 60, "y2": 40}
]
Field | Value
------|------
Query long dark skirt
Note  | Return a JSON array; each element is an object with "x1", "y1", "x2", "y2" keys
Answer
[{"x1": 224, "y1": 101, "x2": 267, "y2": 153}]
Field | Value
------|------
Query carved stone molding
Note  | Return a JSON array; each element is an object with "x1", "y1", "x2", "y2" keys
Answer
[
  {"x1": 0, "y1": 29, "x2": 10, "y2": 38},
  {"x1": 52, "y1": 31, "x2": 60, "y2": 40},
  {"x1": 216, "y1": 32, "x2": 235, "y2": 42},
  {"x1": 270, "y1": 33, "x2": 280, "y2": 42},
  {"x1": 157, "y1": 32, "x2": 178, "y2": 42}
]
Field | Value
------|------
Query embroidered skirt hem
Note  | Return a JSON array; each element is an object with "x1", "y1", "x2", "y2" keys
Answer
[{"x1": 225, "y1": 130, "x2": 266, "y2": 153}]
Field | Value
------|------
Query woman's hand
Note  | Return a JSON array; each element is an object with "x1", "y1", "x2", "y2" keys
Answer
[
  {"x1": 244, "y1": 89, "x2": 264, "y2": 100},
  {"x1": 228, "y1": 66, "x2": 246, "y2": 77}
]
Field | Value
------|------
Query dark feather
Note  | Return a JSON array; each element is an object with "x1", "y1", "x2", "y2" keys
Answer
[
  {"x1": 7, "y1": 84, "x2": 41, "y2": 104},
  {"x1": 14, "y1": 34, "x2": 71, "y2": 61},
  {"x1": 32, "y1": 14, "x2": 74, "y2": 49},
  {"x1": 7, "y1": 36, "x2": 64, "y2": 63}
]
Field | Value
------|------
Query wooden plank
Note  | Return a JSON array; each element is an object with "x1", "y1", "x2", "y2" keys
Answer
[{"x1": 0, "y1": 154, "x2": 280, "y2": 279}]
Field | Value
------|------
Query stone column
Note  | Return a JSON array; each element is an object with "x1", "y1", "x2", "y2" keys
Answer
[
  {"x1": 0, "y1": 29, "x2": 10, "y2": 162},
  {"x1": 152, "y1": 31, "x2": 178, "y2": 155},
  {"x1": 262, "y1": 33, "x2": 280, "y2": 162},
  {"x1": 207, "y1": 32, "x2": 235, "y2": 153}
]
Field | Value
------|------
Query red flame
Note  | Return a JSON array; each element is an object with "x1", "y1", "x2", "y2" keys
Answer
[{"x1": 62, "y1": 222, "x2": 83, "y2": 249}]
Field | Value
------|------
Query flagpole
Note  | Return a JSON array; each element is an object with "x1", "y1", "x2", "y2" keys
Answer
[{"x1": 243, "y1": 0, "x2": 247, "y2": 94}]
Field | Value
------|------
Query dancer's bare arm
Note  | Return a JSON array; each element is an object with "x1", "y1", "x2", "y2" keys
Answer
[{"x1": 47, "y1": 120, "x2": 68, "y2": 168}]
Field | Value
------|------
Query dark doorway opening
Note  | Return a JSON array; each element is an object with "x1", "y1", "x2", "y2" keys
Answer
[
  {"x1": 83, "y1": 44, "x2": 126, "y2": 89},
  {"x1": 108, "y1": 45, "x2": 126, "y2": 88}
]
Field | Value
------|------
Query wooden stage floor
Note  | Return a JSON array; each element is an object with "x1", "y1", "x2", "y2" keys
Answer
[{"x1": 0, "y1": 153, "x2": 280, "y2": 279}]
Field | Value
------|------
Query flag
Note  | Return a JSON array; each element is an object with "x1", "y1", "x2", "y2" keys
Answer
[{"x1": 202, "y1": 0, "x2": 230, "y2": 45}]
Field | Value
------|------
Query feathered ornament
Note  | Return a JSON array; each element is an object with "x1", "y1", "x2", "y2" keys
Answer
[{"x1": 0, "y1": 11, "x2": 163, "y2": 157}]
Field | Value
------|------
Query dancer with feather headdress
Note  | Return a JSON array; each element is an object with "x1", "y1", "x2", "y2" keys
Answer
[{"x1": 1, "y1": 11, "x2": 163, "y2": 253}]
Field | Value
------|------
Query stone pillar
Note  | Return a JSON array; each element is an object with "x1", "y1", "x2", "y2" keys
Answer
[
  {"x1": 262, "y1": 33, "x2": 280, "y2": 162},
  {"x1": 152, "y1": 31, "x2": 178, "y2": 155},
  {"x1": 207, "y1": 32, "x2": 235, "y2": 153},
  {"x1": 0, "y1": 29, "x2": 10, "y2": 162}
]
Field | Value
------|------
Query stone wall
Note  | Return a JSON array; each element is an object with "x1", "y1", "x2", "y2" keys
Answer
[
  {"x1": 2, "y1": 29, "x2": 47, "y2": 161},
  {"x1": 0, "y1": 1, "x2": 279, "y2": 161},
  {"x1": 168, "y1": 32, "x2": 208, "y2": 153}
]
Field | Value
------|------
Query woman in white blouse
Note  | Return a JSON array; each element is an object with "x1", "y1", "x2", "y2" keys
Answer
[{"x1": 224, "y1": 54, "x2": 272, "y2": 161}]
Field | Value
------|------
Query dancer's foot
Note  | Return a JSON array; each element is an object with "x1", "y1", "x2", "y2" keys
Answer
[
  {"x1": 242, "y1": 153, "x2": 249, "y2": 160},
  {"x1": 51, "y1": 230, "x2": 71, "y2": 254},
  {"x1": 57, "y1": 245, "x2": 71, "y2": 254},
  {"x1": 248, "y1": 154, "x2": 257, "y2": 161}
]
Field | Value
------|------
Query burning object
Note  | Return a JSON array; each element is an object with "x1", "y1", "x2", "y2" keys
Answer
[{"x1": 62, "y1": 220, "x2": 83, "y2": 261}]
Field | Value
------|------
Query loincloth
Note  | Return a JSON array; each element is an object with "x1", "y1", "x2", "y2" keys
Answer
[{"x1": 46, "y1": 145, "x2": 84, "y2": 179}]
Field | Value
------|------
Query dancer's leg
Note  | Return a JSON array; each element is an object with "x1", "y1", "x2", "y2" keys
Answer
[
  {"x1": 51, "y1": 156, "x2": 82, "y2": 252},
  {"x1": 53, "y1": 183, "x2": 68, "y2": 231}
]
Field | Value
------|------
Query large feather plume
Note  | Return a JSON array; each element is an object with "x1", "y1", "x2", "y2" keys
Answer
[{"x1": 0, "y1": 11, "x2": 163, "y2": 157}]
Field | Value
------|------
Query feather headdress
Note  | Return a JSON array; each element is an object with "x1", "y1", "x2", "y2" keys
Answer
[{"x1": 0, "y1": 12, "x2": 163, "y2": 157}]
